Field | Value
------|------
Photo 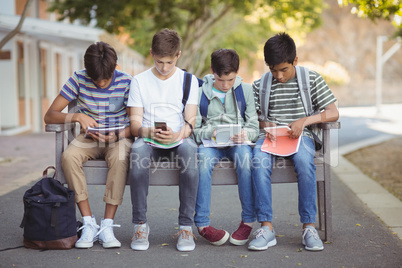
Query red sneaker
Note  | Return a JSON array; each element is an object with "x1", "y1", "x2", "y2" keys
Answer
[
  {"x1": 199, "y1": 226, "x2": 229, "y2": 246},
  {"x1": 229, "y1": 221, "x2": 253, "y2": 245}
]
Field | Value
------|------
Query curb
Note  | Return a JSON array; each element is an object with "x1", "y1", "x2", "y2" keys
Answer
[{"x1": 332, "y1": 137, "x2": 402, "y2": 240}]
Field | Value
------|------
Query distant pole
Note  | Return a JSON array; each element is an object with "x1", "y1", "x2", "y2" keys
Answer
[
  {"x1": 376, "y1": 36, "x2": 385, "y2": 114},
  {"x1": 376, "y1": 35, "x2": 402, "y2": 115}
]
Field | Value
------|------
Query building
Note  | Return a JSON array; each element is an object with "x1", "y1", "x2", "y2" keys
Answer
[{"x1": 0, "y1": 0, "x2": 147, "y2": 135}]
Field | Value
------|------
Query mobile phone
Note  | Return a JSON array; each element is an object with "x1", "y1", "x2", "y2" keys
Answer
[{"x1": 154, "y1": 122, "x2": 167, "y2": 131}]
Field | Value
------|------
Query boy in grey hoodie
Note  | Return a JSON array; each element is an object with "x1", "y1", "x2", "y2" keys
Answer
[{"x1": 193, "y1": 49, "x2": 259, "y2": 246}]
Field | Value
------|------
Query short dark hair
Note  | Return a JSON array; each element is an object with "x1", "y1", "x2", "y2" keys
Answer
[
  {"x1": 264, "y1": 32, "x2": 296, "y2": 68},
  {"x1": 151, "y1": 28, "x2": 181, "y2": 57},
  {"x1": 84, "y1": 41, "x2": 117, "y2": 81},
  {"x1": 210, "y1": 49, "x2": 239, "y2": 77}
]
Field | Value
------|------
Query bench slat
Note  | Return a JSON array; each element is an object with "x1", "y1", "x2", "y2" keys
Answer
[{"x1": 76, "y1": 158, "x2": 324, "y2": 186}]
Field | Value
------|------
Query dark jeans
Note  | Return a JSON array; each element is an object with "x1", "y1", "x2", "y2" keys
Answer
[{"x1": 128, "y1": 138, "x2": 199, "y2": 226}]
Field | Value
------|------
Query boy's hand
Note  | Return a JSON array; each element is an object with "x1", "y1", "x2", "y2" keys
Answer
[
  {"x1": 288, "y1": 118, "x2": 307, "y2": 139},
  {"x1": 231, "y1": 129, "x2": 248, "y2": 144},
  {"x1": 263, "y1": 122, "x2": 277, "y2": 141},
  {"x1": 153, "y1": 127, "x2": 176, "y2": 144},
  {"x1": 77, "y1": 113, "x2": 98, "y2": 132}
]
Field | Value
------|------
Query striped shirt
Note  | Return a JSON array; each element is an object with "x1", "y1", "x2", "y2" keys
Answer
[
  {"x1": 252, "y1": 69, "x2": 336, "y2": 136},
  {"x1": 60, "y1": 69, "x2": 132, "y2": 126}
]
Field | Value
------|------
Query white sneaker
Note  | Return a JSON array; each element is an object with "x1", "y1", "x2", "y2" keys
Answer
[
  {"x1": 75, "y1": 216, "x2": 99, "y2": 248},
  {"x1": 176, "y1": 226, "x2": 196, "y2": 252},
  {"x1": 98, "y1": 218, "x2": 121, "y2": 248},
  {"x1": 131, "y1": 223, "x2": 150, "y2": 251}
]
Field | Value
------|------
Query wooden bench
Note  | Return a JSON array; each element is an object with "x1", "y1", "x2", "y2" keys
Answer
[{"x1": 45, "y1": 103, "x2": 340, "y2": 241}]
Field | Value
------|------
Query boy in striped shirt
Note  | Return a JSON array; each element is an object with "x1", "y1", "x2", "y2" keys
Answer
[
  {"x1": 44, "y1": 42, "x2": 133, "y2": 249},
  {"x1": 249, "y1": 33, "x2": 339, "y2": 251}
]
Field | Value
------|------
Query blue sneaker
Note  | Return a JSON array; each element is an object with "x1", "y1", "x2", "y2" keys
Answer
[
  {"x1": 302, "y1": 226, "x2": 324, "y2": 251},
  {"x1": 248, "y1": 226, "x2": 277, "y2": 251}
]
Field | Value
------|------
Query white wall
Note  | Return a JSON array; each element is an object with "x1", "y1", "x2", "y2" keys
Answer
[
  {"x1": 1, "y1": 0, "x2": 15, "y2": 15},
  {"x1": 0, "y1": 35, "x2": 18, "y2": 128}
]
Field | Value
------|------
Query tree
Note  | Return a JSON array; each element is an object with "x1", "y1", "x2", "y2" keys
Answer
[
  {"x1": 339, "y1": 0, "x2": 402, "y2": 37},
  {"x1": 49, "y1": 0, "x2": 324, "y2": 76}
]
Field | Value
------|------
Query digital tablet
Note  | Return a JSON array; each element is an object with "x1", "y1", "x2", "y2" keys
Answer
[
  {"x1": 85, "y1": 125, "x2": 125, "y2": 138},
  {"x1": 215, "y1": 124, "x2": 242, "y2": 144}
]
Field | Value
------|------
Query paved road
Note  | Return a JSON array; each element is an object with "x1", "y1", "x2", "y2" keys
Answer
[{"x1": 0, "y1": 104, "x2": 401, "y2": 267}]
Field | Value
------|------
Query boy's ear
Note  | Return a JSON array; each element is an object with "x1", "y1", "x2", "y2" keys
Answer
[
  {"x1": 177, "y1": 51, "x2": 182, "y2": 59},
  {"x1": 293, "y1": 56, "x2": 298, "y2": 66}
]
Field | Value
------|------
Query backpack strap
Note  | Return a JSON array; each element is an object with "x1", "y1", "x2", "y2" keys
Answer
[
  {"x1": 182, "y1": 71, "x2": 192, "y2": 108},
  {"x1": 295, "y1": 66, "x2": 313, "y2": 116},
  {"x1": 259, "y1": 72, "x2": 273, "y2": 121},
  {"x1": 233, "y1": 84, "x2": 246, "y2": 121},
  {"x1": 199, "y1": 90, "x2": 209, "y2": 124},
  {"x1": 182, "y1": 71, "x2": 196, "y2": 139}
]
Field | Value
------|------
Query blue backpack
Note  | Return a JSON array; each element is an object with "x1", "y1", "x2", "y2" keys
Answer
[
  {"x1": 20, "y1": 167, "x2": 78, "y2": 249},
  {"x1": 182, "y1": 71, "x2": 247, "y2": 123}
]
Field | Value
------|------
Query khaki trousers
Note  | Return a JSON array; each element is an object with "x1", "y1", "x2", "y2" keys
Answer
[{"x1": 62, "y1": 133, "x2": 132, "y2": 205}]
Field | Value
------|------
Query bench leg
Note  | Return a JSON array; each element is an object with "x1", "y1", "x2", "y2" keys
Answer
[
  {"x1": 317, "y1": 181, "x2": 325, "y2": 232},
  {"x1": 323, "y1": 168, "x2": 333, "y2": 242}
]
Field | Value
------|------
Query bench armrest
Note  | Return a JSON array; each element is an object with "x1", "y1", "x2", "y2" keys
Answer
[
  {"x1": 317, "y1": 121, "x2": 341, "y2": 130},
  {"x1": 45, "y1": 123, "x2": 75, "y2": 133}
]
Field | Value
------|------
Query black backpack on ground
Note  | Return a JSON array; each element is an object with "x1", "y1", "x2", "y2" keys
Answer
[{"x1": 20, "y1": 166, "x2": 78, "y2": 249}]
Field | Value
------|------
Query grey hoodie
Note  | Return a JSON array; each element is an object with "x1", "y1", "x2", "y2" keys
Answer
[{"x1": 194, "y1": 74, "x2": 259, "y2": 144}]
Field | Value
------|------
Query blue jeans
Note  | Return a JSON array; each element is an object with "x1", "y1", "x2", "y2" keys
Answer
[
  {"x1": 128, "y1": 138, "x2": 199, "y2": 226},
  {"x1": 252, "y1": 136, "x2": 317, "y2": 224},
  {"x1": 195, "y1": 145, "x2": 256, "y2": 227}
]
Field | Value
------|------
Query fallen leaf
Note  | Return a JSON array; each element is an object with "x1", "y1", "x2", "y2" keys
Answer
[
  {"x1": 297, "y1": 248, "x2": 303, "y2": 252},
  {"x1": 161, "y1": 243, "x2": 169, "y2": 246},
  {"x1": 324, "y1": 241, "x2": 331, "y2": 244},
  {"x1": 275, "y1": 234, "x2": 285, "y2": 237},
  {"x1": 116, "y1": 252, "x2": 120, "y2": 255},
  {"x1": 170, "y1": 208, "x2": 177, "y2": 211},
  {"x1": 181, "y1": 254, "x2": 189, "y2": 257},
  {"x1": 240, "y1": 255, "x2": 248, "y2": 258},
  {"x1": 297, "y1": 263, "x2": 302, "y2": 266},
  {"x1": 77, "y1": 257, "x2": 80, "y2": 260},
  {"x1": 295, "y1": 224, "x2": 299, "y2": 227},
  {"x1": 356, "y1": 223, "x2": 361, "y2": 227},
  {"x1": 285, "y1": 256, "x2": 289, "y2": 258}
]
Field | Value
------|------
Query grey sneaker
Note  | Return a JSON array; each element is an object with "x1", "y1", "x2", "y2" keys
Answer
[
  {"x1": 248, "y1": 226, "x2": 277, "y2": 251},
  {"x1": 176, "y1": 226, "x2": 196, "y2": 252},
  {"x1": 98, "y1": 218, "x2": 121, "y2": 248},
  {"x1": 75, "y1": 216, "x2": 99, "y2": 249},
  {"x1": 131, "y1": 223, "x2": 150, "y2": 251},
  {"x1": 302, "y1": 226, "x2": 324, "y2": 251}
]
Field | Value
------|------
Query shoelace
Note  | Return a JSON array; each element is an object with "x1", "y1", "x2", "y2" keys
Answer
[
  {"x1": 253, "y1": 228, "x2": 266, "y2": 239},
  {"x1": 173, "y1": 229, "x2": 197, "y2": 240},
  {"x1": 132, "y1": 224, "x2": 148, "y2": 240},
  {"x1": 96, "y1": 223, "x2": 121, "y2": 240},
  {"x1": 78, "y1": 222, "x2": 100, "y2": 241},
  {"x1": 302, "y1": 228, "x2": 319, "y2": 241}
]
